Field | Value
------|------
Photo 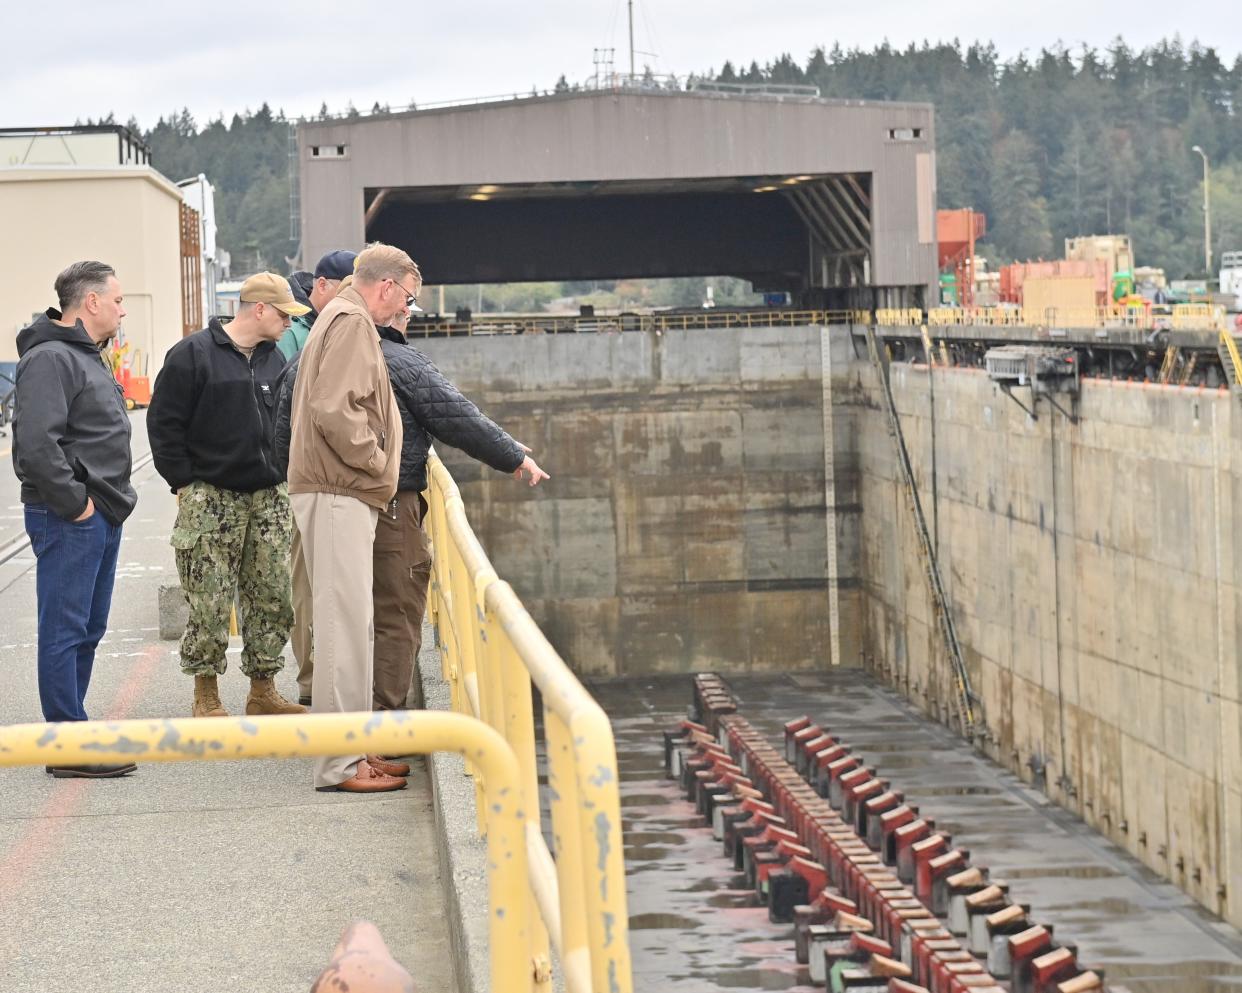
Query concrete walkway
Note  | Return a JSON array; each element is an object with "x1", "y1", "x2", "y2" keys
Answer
[{"x1": 0, "y1": 414, "x2": 457, "y2": 993}]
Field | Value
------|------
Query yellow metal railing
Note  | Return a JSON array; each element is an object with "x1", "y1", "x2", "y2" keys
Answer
[
  {"x1": 927, "y1": 306, "x2": 1026, "y2": 327},
  {"x1": 875, "y1": 308, "x2": 925, "y2": 326},
  {"x1": 424, "y1": 456, "x2": 633, "y2": 993},
  {"x1": 0, "y1": 711, "x2": 529, "y2": 990},
  {"x1": 402, "y1": 305, "x2": 1233, "y2": 337},
  {"x1": 405, "y1": 308, "x2": 862, "y2": 337},
  {"x1": 1028, "y1": 305, "x2": 1150, "y2": 329},
  {"x1": 1172, "y1": 304, "x2": 1227, "y2": 331}
]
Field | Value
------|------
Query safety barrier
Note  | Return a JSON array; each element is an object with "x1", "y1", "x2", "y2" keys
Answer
[
  {"x1": 402, "y1": 304, "x2": 1231, "y2": 339},
  {"x1": 926, "y1": 308, "x2": 1025, "y2": 328},
  {"x1": 424, "y1": 455, "x2": 633, "y2": 993},
  {"x1": 1171, "y1": 304, "x2": 1227, "y2": 331},
  {"x1": 0, "y1": 711, "x2": 530, "y2": 992},
  {"x1": 876, "y1": 309, "x2": 925, "y2": 327},
  {"x1": 405, "y1": 308, "x2": 860, "y2": 337}
]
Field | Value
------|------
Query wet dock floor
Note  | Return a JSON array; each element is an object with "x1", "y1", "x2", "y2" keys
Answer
[{"x1": 589, "y1": 670, "x2": 1242, "y2": 993}]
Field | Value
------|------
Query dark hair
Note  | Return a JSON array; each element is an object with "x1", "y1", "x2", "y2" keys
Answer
[{"x1": 55, "y1": 261, "x2": 116, "y2": 311}]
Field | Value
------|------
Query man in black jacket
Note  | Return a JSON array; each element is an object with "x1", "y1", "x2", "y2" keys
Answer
[
  {"x1": 13, "y1": 260, "x2": 137, "y2": 778},
  {"x1": 148, "y1": 273, "x2": 310, "y2": 719},
  {"x1": 274, "y1": 295, "x2": 548, "y2": 711}
]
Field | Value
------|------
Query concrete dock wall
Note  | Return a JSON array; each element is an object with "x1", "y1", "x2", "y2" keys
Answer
[
  {"x1": 415, "y1": 324, "x2": 1240, "y2": 927},
  {"x1": 852, "y1": 354, "x2": 1242, "y2": 929},
  {"x1": 417, "y1": 327, "x2": 834, "y2": 675}
]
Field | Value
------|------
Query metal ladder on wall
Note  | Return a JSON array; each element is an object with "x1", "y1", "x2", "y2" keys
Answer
[
  {"x1": 1217, "y1": 330, "x2": 1242, "y2": 388},
  {"x1": 864, "y1": 325, "x2": 979, "y2": 737}
]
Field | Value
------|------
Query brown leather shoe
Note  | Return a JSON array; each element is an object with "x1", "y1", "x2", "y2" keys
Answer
[
  {"x1": 315, "y1": 760, "x2": 407, "y2": 794},
  {"x1": 366, "y1": 755, "x2": 410, "y2": 777}
]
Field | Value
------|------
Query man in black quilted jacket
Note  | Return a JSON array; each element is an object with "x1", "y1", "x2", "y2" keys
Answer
[{"x1": 274, "y1": 294, "x2": 548, "y2": 710}]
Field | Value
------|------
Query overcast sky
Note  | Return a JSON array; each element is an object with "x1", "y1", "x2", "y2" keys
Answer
[{"x1": 7, "y1": 1, "x2": 1239, "y2": 131}]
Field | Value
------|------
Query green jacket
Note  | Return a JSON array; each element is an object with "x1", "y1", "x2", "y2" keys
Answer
[{"x1": 276, "y1": 313, "x2": 314, "y2": 362}]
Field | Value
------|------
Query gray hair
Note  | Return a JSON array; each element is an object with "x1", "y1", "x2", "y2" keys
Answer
[
  {"x1": 55, "y1": 261, "x2": 116, "y2": 311},
  {"x1": 353, "y1": 243, "x2": 421, "y2": 286}
]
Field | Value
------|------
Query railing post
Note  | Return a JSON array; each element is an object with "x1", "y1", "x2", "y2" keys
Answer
[
  {"x1": 492, "y1": 607, "x2": 551, "y2": 990},
  {"x1": 543, "y1": 706, "x2": 594, "y2": 993},
  {"x1": 571, "y1": 706, "x2": 634, "y2": 993}
]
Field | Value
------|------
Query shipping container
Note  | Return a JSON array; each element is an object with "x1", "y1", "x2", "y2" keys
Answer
[
  {"x1": 1021, "y1": 276, "x2": 1103, "y2": 322},
  {"x1": 999, "y1": 259, "x2": 1108, "y2": 304}
]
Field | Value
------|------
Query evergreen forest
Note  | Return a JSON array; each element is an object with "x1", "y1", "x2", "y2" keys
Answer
[{"x1": 130, "y1": 36, "x2": 1242, "y2": 307}]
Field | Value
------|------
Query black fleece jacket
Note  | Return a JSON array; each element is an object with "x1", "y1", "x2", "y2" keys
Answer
[
  {"x1": 147, "y1": 320, "x2": 285, "y2": 493},
  {"x1": 12, "y1": 310, "x2": 136, "y2": 524},
  {"x1": 274, "y1": 327, "x2": 524, "y2": 492}
]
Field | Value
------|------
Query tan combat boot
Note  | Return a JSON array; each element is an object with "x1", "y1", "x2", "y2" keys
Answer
[
  {"x1": 193, "y1": 675, "x2": 228, "y2": 717},
  {"x1": 246, "y1": 677, "x2": 309, "y2": 716}
]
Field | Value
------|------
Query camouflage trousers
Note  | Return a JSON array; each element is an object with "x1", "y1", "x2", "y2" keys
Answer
[{"x1": 171, "y1": 481, "x2": 294, "y2": 678}]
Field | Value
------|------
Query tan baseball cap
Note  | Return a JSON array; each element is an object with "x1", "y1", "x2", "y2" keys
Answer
[{"x1": 239, "y1": 272, "x2": 311, "y2": 316}]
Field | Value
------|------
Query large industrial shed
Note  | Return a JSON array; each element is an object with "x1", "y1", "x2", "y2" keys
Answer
[{"x1": 296, "y1": 86, "x2": 938, "y2": 309}]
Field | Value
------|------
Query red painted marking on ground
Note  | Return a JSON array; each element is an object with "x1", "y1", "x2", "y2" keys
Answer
[{"x1": 0, "y1": 643, "x2": 164, "y2": 906}]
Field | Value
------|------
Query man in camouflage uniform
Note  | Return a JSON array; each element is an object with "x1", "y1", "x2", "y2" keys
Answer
[{"x1": 148, "y1": 273, "x2": 309, "y2": 717}]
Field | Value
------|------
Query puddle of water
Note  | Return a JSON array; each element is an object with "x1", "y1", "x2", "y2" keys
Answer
[
  {"x1": 706, "y1": 891, "x2": 759, "y2": 910},
  {"x1": 915, "y1": 784, "x2": 1001, "y2": 796},
  {"x1": 621, "y1": 792, "x2": 675, "y2": 807},
  {"x1": 629, "y1": 913, "x2": 702, "y2": 930},
  {"x1": 625, "y1": 831, "x2": 687, "y2": 846},
  {"x1": 1004, "y1": 865, "x2": 1121, "y2": 880}
]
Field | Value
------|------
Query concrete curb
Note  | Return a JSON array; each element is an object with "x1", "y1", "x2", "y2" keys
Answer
[{"x1": 417, "y1": 618, "x2": 490, "y2": 993}]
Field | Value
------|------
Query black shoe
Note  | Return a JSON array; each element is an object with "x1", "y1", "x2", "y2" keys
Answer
[
  {"x1": 298, "y1": 696, "x2": 312, "y2": 707},
  {"x1": 45, "y1": 763, "x2": 137, "y2": 779}
]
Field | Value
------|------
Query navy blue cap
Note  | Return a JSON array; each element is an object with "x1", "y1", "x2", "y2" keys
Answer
[{"x1": 314, "y1": 250, "x2": 357, "y2": 281}]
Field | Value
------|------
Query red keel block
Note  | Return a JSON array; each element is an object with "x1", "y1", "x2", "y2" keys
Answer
[
  {"x1": 983, "y1": 902, "x2": 1029, "y2": 977},
  {"x1": 943, "y1": 866, "x2": 988, "y2": 935},
  {"x1": 1008, "y1": 924, "x2": 1053, "y2": 993},
  {"x1": 922, "y1": 848, "x2": 969, "y2": 915},
  {"x1": 1030, "y1": 947, "x2": 1078, "y2": 990},
  {"x1": 835, "y1": 764, "x2": 876, "y2": 810},
  {"x1": 894, "y1": 820, "x2": 934, "y2": 883},
  {"x1": 910, "y1": 835, "x2": 951, "y2": 901},
  {"x1": 963, "y1": 884, "x2": 1010, "y2": 955},
  {"x1": 863, "y1": 790, "x2": 904, "y2": 848},
  {"x1": 878, "y1": 804, "x2": 918, "y2": 863},
  {"x1": 783, "y1": 716, "x2": 812, "y2": 762}
]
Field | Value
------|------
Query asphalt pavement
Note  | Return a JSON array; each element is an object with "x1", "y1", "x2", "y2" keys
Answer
[{"x1": 0, "y1": 412, "x2": 457, "y2": 993}]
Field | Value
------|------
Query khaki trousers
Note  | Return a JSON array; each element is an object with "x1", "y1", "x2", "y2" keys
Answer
[
  {"x1": 290, "y1": 524, "x2": 314, "y2": 698},
  {"x1": 372, "y1": 491, "x2": 432, "y2": 711},
  {"x1": 291, "y1": 491, "x2": 378, "y2": 789}
]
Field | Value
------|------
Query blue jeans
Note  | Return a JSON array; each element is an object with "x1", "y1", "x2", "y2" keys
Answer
[{"x1": 25, "y1": 504, "x2": 123, "y2": 723}]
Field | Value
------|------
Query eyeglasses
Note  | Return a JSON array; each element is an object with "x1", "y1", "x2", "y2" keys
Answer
[{"x1": 387, "y1": 278, "x2": 419, "y2": 309}]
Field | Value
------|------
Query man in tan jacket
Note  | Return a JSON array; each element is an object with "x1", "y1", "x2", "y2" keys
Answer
[{"x1": 287, "y1": 243, "x2": 417, "y2": 793}]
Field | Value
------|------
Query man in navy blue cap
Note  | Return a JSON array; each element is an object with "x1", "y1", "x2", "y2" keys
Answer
[{"x1": 277, "y1": 249, "x2": 357, "y2": 362}]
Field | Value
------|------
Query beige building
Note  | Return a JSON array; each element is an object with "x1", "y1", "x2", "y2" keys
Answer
[{"x1": 0, "y1": 161, "x2": 193, "y2": 378}]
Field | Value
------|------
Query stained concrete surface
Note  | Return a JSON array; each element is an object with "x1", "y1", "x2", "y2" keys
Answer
[
  {"x1": 851, "y1": 358, "x2": 1242, "y2": 927},
  {"x1": 418, "y1": 326, "x2": 833, "y2": 677},
  {"x1": 594, "y1": 671, "x2": 1242, "y2": 993},
  {"x1": 0, "y1": 415, "x2": 457, "y2": 993}
]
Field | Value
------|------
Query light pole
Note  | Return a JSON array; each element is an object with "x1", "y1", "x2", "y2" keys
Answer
[{"x1": 1192, "y1": 145, "x2": 1213, "y2": 279}]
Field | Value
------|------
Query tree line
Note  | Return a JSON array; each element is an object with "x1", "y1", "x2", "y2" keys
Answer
[
  {"x1": 716, "y1": 38, "x2": 1242, "y2": 277},
  {"x1": 132, "y1": 36, "x2": 1241, "y2": 290}
]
